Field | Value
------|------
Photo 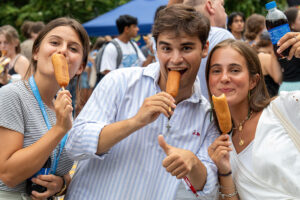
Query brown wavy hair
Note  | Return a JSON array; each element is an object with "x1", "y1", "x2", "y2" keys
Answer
[{"x1": 205, "y1": 39, "x2": 271, "y2": 132}]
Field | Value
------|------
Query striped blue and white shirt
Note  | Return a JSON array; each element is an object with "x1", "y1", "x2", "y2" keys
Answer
[{"x1": 65, "y1": 63, "x2": 219, "y2": 200}]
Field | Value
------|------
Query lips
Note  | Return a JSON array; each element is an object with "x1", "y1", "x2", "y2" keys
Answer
[
  {"x1": 168, "y1": 68, "x2": 188, "y2": 75},
  {"x1": 220, "y1": 88, "x2": 234, "y2": 93}
]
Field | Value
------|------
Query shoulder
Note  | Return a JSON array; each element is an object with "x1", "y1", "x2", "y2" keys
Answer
[
  {"x1": 15, "y1": 54, "x2": 30, "y2": 66},
  {"x1": 209, "y1": 27, "x2": 234, "y2": 41},
  {"x1": 0, "y1": 81, "x2": 28, "y2": 106}
]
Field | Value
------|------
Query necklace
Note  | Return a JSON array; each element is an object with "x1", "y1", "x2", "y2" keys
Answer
[{"x1": 234, "y1": 110, "x2": 253, "y2": 146}]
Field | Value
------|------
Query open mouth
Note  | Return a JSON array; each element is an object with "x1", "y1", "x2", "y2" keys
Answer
[{"x1": 168, "y1": 68, "x2": 188, "y2": 75}]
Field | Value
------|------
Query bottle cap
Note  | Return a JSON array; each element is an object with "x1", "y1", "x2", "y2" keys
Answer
[{"x1": 265, "y1": 1, "x2": 276, "y2": 10}]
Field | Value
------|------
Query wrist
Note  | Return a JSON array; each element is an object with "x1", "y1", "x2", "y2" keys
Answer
[
  {"x1": 54, "y1": 176, "x2": 67, "y2": 197},
  {"x1": 218, "y1": 170, "x2": 232, "y2": 177}
]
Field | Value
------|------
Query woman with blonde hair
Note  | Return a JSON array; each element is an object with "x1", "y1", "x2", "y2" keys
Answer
[{"x1": 0, "y1": 25, "x2": 30, "y2": 86}]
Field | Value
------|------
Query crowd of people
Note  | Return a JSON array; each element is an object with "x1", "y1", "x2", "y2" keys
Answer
[{"x1": 0, "y1": 0, "x2": 300, "y2": 200}]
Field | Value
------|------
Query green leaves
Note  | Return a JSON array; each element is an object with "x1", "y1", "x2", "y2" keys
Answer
[
  {"x1": 225, "y1": 0, "x2": 288, "y2": 17},
  {"x1": 0, "y1": 0, "x2": 130, "y2": 39}
]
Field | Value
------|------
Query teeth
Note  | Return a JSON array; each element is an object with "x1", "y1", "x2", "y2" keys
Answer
[{"x1": 169, "y1": 68, "x2": 186, "y2": 71}]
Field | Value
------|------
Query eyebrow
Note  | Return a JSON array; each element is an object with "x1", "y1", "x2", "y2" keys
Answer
[
  {"x1": 210, "y1": 63, "x2": 242, "y2": 68},
  {"x1": 158, "y1": 41, "x2": 196, "y2": 46}
]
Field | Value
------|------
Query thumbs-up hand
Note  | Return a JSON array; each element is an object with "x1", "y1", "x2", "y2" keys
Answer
[{"x1": 158, "y1": 135, "x2": 197, "y2": 179}]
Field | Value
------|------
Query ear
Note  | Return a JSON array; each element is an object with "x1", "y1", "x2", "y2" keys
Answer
[
  {"x1": 206, "y1": 0, "x2": 215, "y2": 15},
  {"x1": 201, "y1": 41, "x2": 209, "y2": 58},
  {"x1": 123, "y1": 26, "x2": 129, "y2": 33},
  {"x1": 75, "y1": 63, "x2": 85, "y2": 75},
  {"x1": 249, "y1": 73, "x2": 260, "y2": 90}
]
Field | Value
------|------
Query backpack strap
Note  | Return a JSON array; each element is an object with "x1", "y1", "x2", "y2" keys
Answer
[
  {"x1": 110, "y1": 39, "x2": 122, "y2": 69},
  {"x1": 129, "y1": 40, "x2": 138, "y2": 58}
]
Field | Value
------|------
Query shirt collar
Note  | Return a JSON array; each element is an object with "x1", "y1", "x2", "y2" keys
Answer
[{"x1": 143, "y1": 62, "x2": 203, "y2": 103}]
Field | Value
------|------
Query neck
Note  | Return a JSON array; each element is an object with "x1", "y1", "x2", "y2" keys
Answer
[
  {"x1": 118, "y1": 34, "x2": 131, "y2": 43},
  {"x1": 232, "y1": 31, "x2": 243, "y2": 40},
  {"x1": 33, "y1": 72, "x2": 60, "y2": 109},
  {"x1": 230, "y1": 102, "x2": 250, "y2": 127}
]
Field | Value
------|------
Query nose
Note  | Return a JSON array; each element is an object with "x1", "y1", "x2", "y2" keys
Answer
[
  {"x1": 220, "y1": 71, "x2": 230, "y2": 83},
  {"x1": 57, "y1": 42, "x2": 67, "y2": 57},
  {"x1": 170, "y1": 50, "x2": 183, "y2": 65}
]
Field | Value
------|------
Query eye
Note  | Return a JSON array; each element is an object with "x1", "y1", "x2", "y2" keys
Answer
[
  {"x1": 231, "y1": 68, "x2": 240, "y2": 73},
  {"x1": 50, "y1": 40, "x2": 59, "y2": 46},
  {"x1": 182, "y1": 46, "x2": 192, "y2": 51},
  {"x1": 210, "y1": 67, "x2": 221, "y2": 74},
  {"x1": 161, "y1": 46, "x2": 170, "y2": 52},
  {"x1": 69, "y1": 46, "x2": 79, "y2": 53}
]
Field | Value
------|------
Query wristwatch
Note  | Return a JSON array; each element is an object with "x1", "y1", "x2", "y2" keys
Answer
[{"x1": 54, "y1": 176, "x2": 67, "y2": 197}]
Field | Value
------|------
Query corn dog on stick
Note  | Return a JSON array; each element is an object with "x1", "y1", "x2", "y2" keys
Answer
[
  {"x1": 1, "y1": 50, "x2": 6, "y2": 57},
  {"x1": 51, "y1": 53, "x2": 69, "y2": 90},
  {"x1": 212, "y1": 93, "x2": 232, "y2": 134},
  {"x1": 166, "y1": 71, "x2": 181, "y2": 113}
]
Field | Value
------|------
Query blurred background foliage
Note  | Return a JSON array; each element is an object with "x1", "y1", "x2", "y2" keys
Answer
[
  {"x1": 225, "y1": 0, "x2": 288, "y2": 17},
  {"x1": 0, "y1": 0, "x2": 289, "y2": 40}
]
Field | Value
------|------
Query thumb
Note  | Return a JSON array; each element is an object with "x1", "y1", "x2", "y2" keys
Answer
[{"x1": 158, "y1": 134, "x2": 171, "y2": 155}]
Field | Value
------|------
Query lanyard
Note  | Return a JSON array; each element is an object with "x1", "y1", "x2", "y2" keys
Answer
[{"x1": 29, "y1": 76, "x2": 68, "y2": 174}]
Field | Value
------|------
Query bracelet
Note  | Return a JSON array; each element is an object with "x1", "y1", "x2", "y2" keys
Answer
[
  {"x1": 54, "y1": 176, "x2": 67, "y2": 197},
  {"x1": 219, "y1": 190, "x2": 238, "y2": 199},
  {"x1": 218, "y1": 170, "x2": 232, "y2": 176}
]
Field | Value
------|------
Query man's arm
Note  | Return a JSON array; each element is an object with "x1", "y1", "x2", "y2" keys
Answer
[
  {"x1": 66, "y1": 71, "x2": 176, "y2": 159},
  {"x1": 97, "y1": 92, "x2": 176, "y2": 154}
]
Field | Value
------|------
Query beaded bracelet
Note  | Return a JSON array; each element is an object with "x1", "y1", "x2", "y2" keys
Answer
[{"x1": 219, "y1": 190, "x2": 238, "y2": 199}]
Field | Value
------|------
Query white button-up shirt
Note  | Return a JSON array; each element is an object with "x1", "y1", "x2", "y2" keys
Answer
[{"x1": 65, "y1": 62, "x2": 219, "y2": 200}]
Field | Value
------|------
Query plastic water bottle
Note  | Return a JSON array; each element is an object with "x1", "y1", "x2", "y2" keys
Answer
[
  {"x1": 26, "y1": 157, "x2": 52, "y2": 195},
  {"x1": 265, "y1": 1, "x2": 291, "y2": 58}
]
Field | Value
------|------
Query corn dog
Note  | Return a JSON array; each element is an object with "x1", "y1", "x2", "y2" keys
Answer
[
  {"x1": 0, "y1": 56, "x2": 10, "y2": 74},
  {"x1": 166, "y1": 70, "x2": 181, "y2": 113},
  {"x1": 166, "y1": 71, "x2": 181, "y2": 98},
  {"x1": 212, "y1": 93, "x2": 232, "y2": 134},
  {"x1": 51, "y1": 53, "x2": 69, "y2": 89}
]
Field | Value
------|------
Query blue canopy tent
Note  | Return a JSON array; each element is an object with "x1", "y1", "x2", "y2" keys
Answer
[{"x1": 83, "y1": 0, "x2": 168, "y2": 36}]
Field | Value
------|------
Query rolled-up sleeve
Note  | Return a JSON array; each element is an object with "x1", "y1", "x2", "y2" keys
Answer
[{"x1": 65, "y1": 71, "x2": 126, "y2": 161}]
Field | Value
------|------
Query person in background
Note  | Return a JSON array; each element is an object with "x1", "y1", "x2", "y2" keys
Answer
[
  {"x1": 244, "y1": 14, "x2": 266, "y2": 46},
  {"x1": 0, "y1": 17, "x2": 89, "y2": 200},
  {"x1": 21, "y1": 21, "x2": 45, "y2": 60},
  {"x1": 285, "y1": 7, "x2": 300, "y2": 32},
  {"x1": 0, "y1": 25, "x2": 30, "y2": 85},
  {"x1": 76, "y1": 37, "x2": 107, "y2": 116},
  {"x1": 98, "y1": 15, "x2": 154, "y2": 77},
  {"x1": 65, "y1": 5, "x2": 219, "y2": 199},
  {"x1": 255, "y1": 32, "x2": 282, "y2": 97},
  {"x1": 227, "y1": 12, "x2": 245, "y2": 41},
  {"x1": 206, "y1": 39, "x2": 300, "y2": 199}
]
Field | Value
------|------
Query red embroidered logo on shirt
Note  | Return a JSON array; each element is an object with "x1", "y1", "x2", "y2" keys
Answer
[{"x1": 192, "y1": 130, "x2": 200, "y2": 136}]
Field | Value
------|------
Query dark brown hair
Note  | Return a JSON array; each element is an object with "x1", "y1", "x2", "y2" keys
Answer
[
  {"x1": 205, "y1": 39, "x2": 271, "y2": 131},
  {"x1": 152, "y1": 4, "x2": 210, "y2": 48},
  {"x1": 284, "y1": 7, "x2": 299, "y2": 31}
]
